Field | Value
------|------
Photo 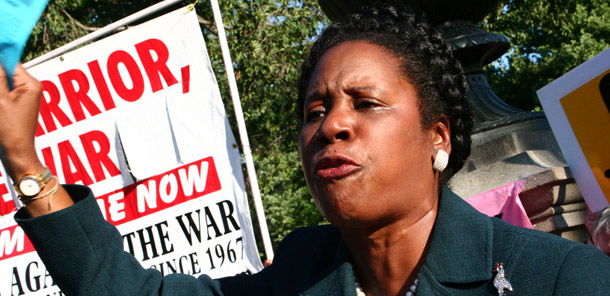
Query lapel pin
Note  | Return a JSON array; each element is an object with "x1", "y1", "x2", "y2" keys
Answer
[{"x1": 493, "y1": 262, "x2": 513, "y2": 296}]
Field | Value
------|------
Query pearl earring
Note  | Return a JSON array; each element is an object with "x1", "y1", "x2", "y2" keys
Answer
[{"x1": 433, "y1": 150, "x2": 448, "y2": 172}]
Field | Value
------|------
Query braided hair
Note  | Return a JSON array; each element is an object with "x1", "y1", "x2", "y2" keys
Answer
[{"x1": 297, "y1": 4, "x2": 473, "y2": 183}]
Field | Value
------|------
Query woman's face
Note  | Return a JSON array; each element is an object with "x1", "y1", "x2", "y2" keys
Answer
[{"x1": 299, "y1": 41, "x2": 442, "y2": 229}]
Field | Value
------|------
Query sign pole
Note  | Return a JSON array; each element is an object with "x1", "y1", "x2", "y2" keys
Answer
[{"x1": 209, "y1": 0, "x2": 274, "y2": 260}]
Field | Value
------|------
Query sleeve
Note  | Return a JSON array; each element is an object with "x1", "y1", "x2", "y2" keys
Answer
[
  {"x1": 553, "y1": 244, "x2": 610, "y2": 295},
  {"x1": 14, "y1": 185, "x2": 225, "y2": 296}
]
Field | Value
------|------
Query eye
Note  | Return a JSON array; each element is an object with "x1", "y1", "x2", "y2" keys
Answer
[
  {"x1": 304, "y1": 107, "x2": 325, "y2": 123},
  {"x1": 355, "y1": 99, "x2": 382, "y2": 110}
]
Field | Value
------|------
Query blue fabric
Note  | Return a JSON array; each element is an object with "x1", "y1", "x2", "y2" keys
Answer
[
  {"x1": 16, "y1": 185, "x2": 610, "y2": 295},
  {"x1": 0, "y1": 0, "x2": 48, "y2": 88}
]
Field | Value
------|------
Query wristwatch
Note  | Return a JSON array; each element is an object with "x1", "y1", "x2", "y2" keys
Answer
[{"x1": 14, "y1": 167, "x2": 53, "y2": 197}]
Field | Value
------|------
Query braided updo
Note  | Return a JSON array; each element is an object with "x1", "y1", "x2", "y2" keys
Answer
[{"x1": 297, "y1": 4, "x2": 473, "y2": 183}]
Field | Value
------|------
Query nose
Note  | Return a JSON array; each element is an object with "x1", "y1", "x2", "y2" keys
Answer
[{"x1": 315, "y1": 105, "x2": 354, "y2": 144}]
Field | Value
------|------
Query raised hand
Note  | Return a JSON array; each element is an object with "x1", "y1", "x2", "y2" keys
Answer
[
  {"x1": 0, "y1": 64, "x2": 44, "y2": 181},
  {"x1": 0, "y1": 64, "x2": 72, "y2": 216}
]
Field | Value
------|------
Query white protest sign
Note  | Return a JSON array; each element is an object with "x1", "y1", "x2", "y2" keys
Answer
[
  {"x1": 0, "y1": 6, "x2": 263, "y2": 295},
  {"x1": 537, "y1": 47, "x2": 610, "y2": 213}
]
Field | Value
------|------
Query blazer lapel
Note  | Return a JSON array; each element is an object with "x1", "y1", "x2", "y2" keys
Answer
[
  {"x1": 418, "y1": 186, "x2": 494, "y2": 293},
  {"x1": 301, "y1": 187, "x2": 495, "y2": 295},
  {"x1": 300, "y1": 239, "x2": 355, "y2": 296}
]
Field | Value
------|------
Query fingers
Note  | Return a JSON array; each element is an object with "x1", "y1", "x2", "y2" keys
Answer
[
  {"x1": 0, "y1": 65, "x2": 8, "y2": 97},
  {"x1": 13, "y1": 63, "x2": 30, "y2": 80},
  {"x1": 12, "y1": 63, "x2": 41, "y2": 95},
  {"x1": 0, "y1": 63, "x2": 41, "y2": 101},
  {"x1": 0, "y1": 63, "x2": 42, "y2": 166}
]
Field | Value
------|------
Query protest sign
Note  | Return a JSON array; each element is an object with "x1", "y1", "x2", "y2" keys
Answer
[
  {"x1": 0, "y1": 6, "x2": 263, "y2": 295},
  {"x1": 466, "y1": 180, "x2": 533, "y2": 229},
  {"x1": 538, "y1": 47, "x2": 610, "y2": 213}
]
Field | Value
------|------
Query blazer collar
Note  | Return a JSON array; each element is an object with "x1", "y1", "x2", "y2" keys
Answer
[
  {"x1": 301, "y1": 186, "x2": 494, "y2": 295},
  {"x1": 421, "y1": 186, "x2": 493, "y2": 284}
]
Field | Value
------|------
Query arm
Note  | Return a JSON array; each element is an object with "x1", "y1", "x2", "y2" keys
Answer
[
  {"x1": 15, "y1": 185, "x2": 225, "y2": 295},
  {"x1": 1, "y1": 65, "x2": 230, "y2": 295},
  {"x1": 0, "y1": 64, "x2": 73, "y2": 216},
  {"x1": 554, "y1": 244, "x2": 610, "y2": 294}
]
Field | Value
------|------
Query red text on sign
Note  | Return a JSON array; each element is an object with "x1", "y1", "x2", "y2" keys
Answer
[
  {"x1": 0, "y1": 170, "x2": 15, "y2": 216},
  {"x1": 97, "y1": 156, "x2": 222, "y2": 225},
  {"x1": 40, "y1": 130, "x2": 121, "y2": 185},
  {"x1": 0, "y1": 225, "x2": 35, "y2": 260},
  {"x1": 37, "y1": 38, "x2": 186, "y2": 136}
]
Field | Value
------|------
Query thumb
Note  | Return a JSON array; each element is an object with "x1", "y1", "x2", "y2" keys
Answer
[
  {"x1": 12, "y1": 63, "x2": 39, "y2": 91},
  {"x1": 0, "y1": 65, "x2": 8, "y2": 98}
]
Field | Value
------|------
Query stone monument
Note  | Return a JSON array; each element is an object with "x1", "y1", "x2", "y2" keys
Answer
[{"x1": 317, "y1": 0, "x2": 589, "y2": 242}]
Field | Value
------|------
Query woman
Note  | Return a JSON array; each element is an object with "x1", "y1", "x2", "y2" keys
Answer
[
  {"x1": 590, "y1": 206, "x2": 610, "y2": 255},
  {"x1": 1, "y1": 4, "x2": 609, "y2": 295}
]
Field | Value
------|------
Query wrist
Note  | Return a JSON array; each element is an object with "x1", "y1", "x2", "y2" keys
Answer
[{"x1": 1, "y1": 148, "x2": 44, "y2": 182}]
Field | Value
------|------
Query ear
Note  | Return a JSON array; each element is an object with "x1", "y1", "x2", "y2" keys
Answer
[{"x1": 429, "y1": 115, "x2": 451, "y2": 157}]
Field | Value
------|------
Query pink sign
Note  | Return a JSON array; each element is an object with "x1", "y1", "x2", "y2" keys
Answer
[{"x1": 465, "y1": 180, "x2": 533, "y2": 229}]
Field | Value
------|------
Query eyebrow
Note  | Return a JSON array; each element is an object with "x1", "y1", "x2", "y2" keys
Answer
[
  {"x1": 305, "y1": 84, "x2": 387, "y2": 103},
  {"x1": 342, "y1": 84, "x2": 389, "y2": 98},
  {"x1": 304, "y1": 89, "x2": 325, "y2": 104},
  {"x1": 346, "y1": 85, "x2": 384, "y2": 93}
]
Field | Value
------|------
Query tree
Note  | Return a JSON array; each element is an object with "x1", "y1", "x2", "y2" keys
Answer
[
  {"x1": 482, "y1": 0, "x2": 610, "y2": 110},
  {"x1": 198, "y1": 0, "x2": 328, "y2": 246},
  {"x1": 23, "y1": 0, "x2": 328, "y2": 248},
  {"x1": 24, "y1": 0, "x2": 163, "y2": 61}
]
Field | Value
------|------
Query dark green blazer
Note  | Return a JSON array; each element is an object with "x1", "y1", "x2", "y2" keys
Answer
[{"x1": 16, "y1": 185, "x2": 610, "y2": 295}]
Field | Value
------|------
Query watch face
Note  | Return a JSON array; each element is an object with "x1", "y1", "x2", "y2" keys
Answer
[{"x1": 19, "y1": 178, "x2": 42, "y2": 196}]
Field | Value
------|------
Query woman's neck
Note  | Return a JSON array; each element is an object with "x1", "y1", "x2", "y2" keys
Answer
[{"x1": 341, "y1": 198, "x2": 438, "y2": 296}]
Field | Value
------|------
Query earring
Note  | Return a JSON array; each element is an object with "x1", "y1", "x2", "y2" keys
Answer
[{"x1": 433, "y1": 150, "x2": 449, "y2": 173}]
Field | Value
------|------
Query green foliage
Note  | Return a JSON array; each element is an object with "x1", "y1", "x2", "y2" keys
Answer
[
  {"x1": 194, "y1": 1, "x2": 328, "y2": 249},
  {"x1": 255, "y1": 151, "x2": 324, "y2": 244},
  {"x1": 482, "y1": 0, "x2": 610, "y2": 110},
  {"x1": 24, "y1": 0, "x2": 165, "y2": 61},
  {"x1": 23, "y1": 0, "x2": 327, "y2": 249}
]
